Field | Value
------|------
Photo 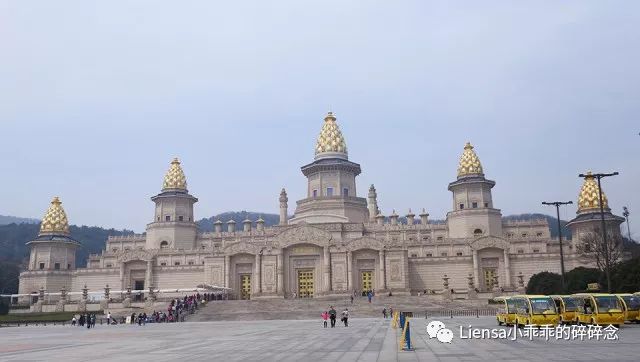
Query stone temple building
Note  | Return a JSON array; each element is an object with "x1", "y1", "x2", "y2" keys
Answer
[{"x1": 17, "y1": 112, "x2": 625, "y2": 302}]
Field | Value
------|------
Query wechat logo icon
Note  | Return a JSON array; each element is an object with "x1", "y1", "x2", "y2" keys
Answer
[{"x1": 427, "y1": 320, "x2": 454, "y2": 344}]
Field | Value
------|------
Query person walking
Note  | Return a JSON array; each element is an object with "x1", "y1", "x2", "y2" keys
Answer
[
  {"x1": 321, "y1": 311, "x2": 329, "y2": 328},
  {"x1": 367, "y1": 291, "x2": 372, "y2": 303},
  {"x1": 329, "y1": 306, "x2": 337, "y2": 328},
  {"x1": 72, "y1": 316, "x2": 77, "y2": 326},
  {"x1": 341, "y1": 308, "x2": 349, "y2": 327},
  {"x1": 86, "y1": 313, "x2": 91, "y2": 329},
  {"x1": 350, "y1": 295, "x2": 354, "y2": 304},
  {"x1": 107, "y1": 312, "x2": 112, "y2": 325},
  {"x1": 382, "y1": 307, "x2": 387, "y2": 319}
]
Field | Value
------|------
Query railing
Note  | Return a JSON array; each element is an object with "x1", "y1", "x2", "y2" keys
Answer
[{"x1": 409, "y1": 308, "x2": 499, "y2": 319}]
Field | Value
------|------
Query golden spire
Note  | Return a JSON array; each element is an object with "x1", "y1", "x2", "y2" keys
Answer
[
  {"x1": 457, "y1": 142, "x2": 484, "y2": 177},
  {"x1": 315, "y1": 112, "x2": 348, "y2": 159},
  {"x1": 162, "y1": 158, "x2": 187, "y2": 191},
  {"x1": 577, "y1": 171, "x2": 609, "y2": 212},
  {"x1": 39, "y1": 196, "x2": 70, "y2": 236}
]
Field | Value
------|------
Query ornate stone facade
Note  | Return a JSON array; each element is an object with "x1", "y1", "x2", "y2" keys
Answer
[{"x1": 18, "y1": 112, "x2": 625, "y2": 301}]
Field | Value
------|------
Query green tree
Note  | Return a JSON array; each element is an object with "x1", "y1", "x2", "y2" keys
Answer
[
  {"x1": 526, "y1": 271, "x2": 563, "y2": 295},
  {"x1": 609, "y1": 257, "x2": 640, "y2": 293},
  {"x1": 565, "y1": 267, "x2": 602, "y2": 293}
]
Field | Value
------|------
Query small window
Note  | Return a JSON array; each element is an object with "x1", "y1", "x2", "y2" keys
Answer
[
  {"x1": 392, "y1": 237, "x2": 398, "y2": 241},
  {"x1": 313, "y1": 189, "x2": 318, "y2": 198},
  {"x1": 106, "y1": 263, "x2": 113, "y2": 268},
  {"x1": 165, "y1": 215, "x2": 171, "y2": 222},
  {"x1": 472, "y1": 202, "x2": 478, "y2": 208},
  {"x1": 157, "y1": 216, "x2": 160, "y2": 221},
  {"x1": 188, "y1": 260, "x2": 194, "y2": 265},
  {"x1": 160, "y1": 241, "x2": 169, "y2": 249},
  {"x1": 484, "y1": 202, "x2": 489, "y2": 208},
  {"x1": 343, "y1": 188, "x2": 349, "y2": 197},
  {"x1": 441, "y1": 252, "x2": 448, "y2": 257},
  {"x1": 459, "y1": 204, "x2": 464, "y2": 210},
  {"x1": 178, "y1": 216, "x2": 184, "y2": 221},
  {"x1": 327, "y1": 187, "x2": 334, "y2": 196},
  {"x1": 160, "y1": 262, "x2": 167, "y2": 266},
  {"x1": 410, "y1": 253, "x2": 418, "y2": 258},
  {"x1": 522, "y1": 233, "x2": 528, "y2": 238},
  {"x1": 408, "y1": 237, "x2": 414, "y2": 241},
  {"x1": 533, "y1": 249, "x2": 540, "y2": 253},
  {"x1": 536, "y1": 232, "x2": 543, "y2": 237},
  {"x1": 437, "y1": 236, "x2": 444, "y2": 241},
  {"x1": 202, "y1": 261, "x2": 205, "y2": 265},
  {"x1": 517, "y1": 249, "x2": 524, "y2": 254},
  {"x1": 67, "y1": 263, "x2": 71, "y2": 269},
  {"x1": 426, "y1": 253, "x2": 433, "y2": 257},
  {"x1": 112, "y1": 248, "x2": 118, "y2": 252},
  {"x1": 54, "y1": 263, "x2": 60, "y2": 270},
  {"x1": 124, "y1": 247, "x2": 130, "y2": 251},
  {"x1": 473, "y1": 229, "x2": 483, "y2": 236},
  {"x1": 39, "y1": 263, "x2": 45, "y2": 270},
  {"x1": 174, "y1": 261, "x2": 181, "y2": 266},
  {"x1": 456, "y1": 251, "x2": 463, "y2": 256}
]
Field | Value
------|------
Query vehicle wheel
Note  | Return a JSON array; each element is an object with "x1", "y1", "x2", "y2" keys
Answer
[
  {"x1": 497, "y1": 318, "x2": 503, "y2": 326},
  {"x1": 591, "y1": 318, "x2": 596, "y2": 326}
]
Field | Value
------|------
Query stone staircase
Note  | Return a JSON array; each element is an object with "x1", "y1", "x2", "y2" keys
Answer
[{"x1": 189, "y1": 295, "x2": 492, "y2": 321}]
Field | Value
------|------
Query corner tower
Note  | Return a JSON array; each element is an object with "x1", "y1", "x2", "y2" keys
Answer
[
  {"x1": 145, "y1": 158, "x2": 198, "y2": 249},
  {"x1": 289, "y1": 112, "x2": 369, "y2": 224},
  {"x1": 446, "y1": 142, "x2": 503, "y2": 238},
  {"x1": 26, "y1": 197, "x2": 80, "y2": 272},
  {"x1": 566, "y1": 171, "x2": 624, "y2": 240}
]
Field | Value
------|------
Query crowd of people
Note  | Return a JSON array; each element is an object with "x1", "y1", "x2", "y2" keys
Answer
[
  {"x1": 71, "y1": 313, "x2": 97, "y2": 328},
  {"x1": 321, "y1": 306, "x2": 350, "y2": 328}
]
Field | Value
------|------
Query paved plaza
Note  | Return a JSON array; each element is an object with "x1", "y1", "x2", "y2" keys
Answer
[{"x1": 0, "y1": 317, "x2": 639, "y2": 361}]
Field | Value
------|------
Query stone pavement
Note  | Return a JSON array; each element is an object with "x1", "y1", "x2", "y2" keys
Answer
[{"x1": 0, "y1": 317, "x2": 638, "y2": 361}]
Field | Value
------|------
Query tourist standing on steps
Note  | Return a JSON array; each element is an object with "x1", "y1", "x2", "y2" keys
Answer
[
  {"x1": 342, "y1": 308, "x2": 349, "y2": 327},
  {"x1": 321, "y1": 311, "x2": 329, "y2": 328},
  {"x1": 367, "y1": 291, "x2": 373, "y2": 303},
  {"x1": 329, "y1": 306, "x2": 337, "y2": 328},
  {"x1": 350, "y1": 295, "x2": 354, "y2": 304}
]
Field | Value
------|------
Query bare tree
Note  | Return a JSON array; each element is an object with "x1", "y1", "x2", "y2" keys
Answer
[{"x1": 576, "y1": 228, "x2": 625, "y2": 291}]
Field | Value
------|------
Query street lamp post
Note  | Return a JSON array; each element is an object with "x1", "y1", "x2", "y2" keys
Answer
[
  {"x1": 623, "y1": 206, "x2": 632, "y2": 242},
  {"x1": 578, "y1": 171, "x2": 619, "y2": 293},
  {"x1": 542, "y1": 201, "x2": 573, "y2": 293}
]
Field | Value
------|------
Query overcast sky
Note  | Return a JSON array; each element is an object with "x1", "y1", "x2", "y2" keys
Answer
[{"x1": 1, "y1": 1, "x2": 638, "y2": 238}]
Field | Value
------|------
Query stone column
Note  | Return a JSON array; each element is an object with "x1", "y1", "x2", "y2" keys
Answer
[
  {"x1": 224, "y1": 255, "x2": 231, "y2": 289},
  {"x1": 277, "y1": 253, "x2": 284, "y2": 295},
  {"x1": 347, "y1": 251, "x2": 353, "y2": 291},
  {"x1": 379, "y1": 249, "x2": 386, "y2": 290},
  {"x1": 503, "y1": 249, "x2": 512, "y2": 288},
  {"x1": 279, "y1": 189, "x2": 288, "y2": 226},
  {"x1": 145, "y1": 260, "x2": 153, "y2": 289},
  {"x1": 323, "y1": 246, "x2": 331, "y2": 293},
  {"x1": 119, "y1": 263, "x2": 126, "y2": 290},
  {"x1": 254, "y1": 253, "x2": 262, "y2": 294},
  {"x1": 472, "y1": 249, "x2": 479, "y2": 289}
]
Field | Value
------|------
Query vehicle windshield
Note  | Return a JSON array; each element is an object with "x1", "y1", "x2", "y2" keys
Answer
[
  {"x1": 561, "y1": 297, "x2": 579, "y2": 312},
  {"x1": 622, "y1": 296, "x2": 640, "y2": 311},
  {"x1": 594, "y1": 296, "x2": 622, "y2": 312},
  {"x1": 506, "y1": 299, "x2": 517, "y2": 314},
  {"x1": 530, "y1": 298, "x2": 556, "y2": 314}
]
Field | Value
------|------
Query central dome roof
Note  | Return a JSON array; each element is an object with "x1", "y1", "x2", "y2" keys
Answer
[
  {"x1": 162, "y1": 158, "x2": 188, "y2": 191},
  {"x1": 315, "y1": 112, "x2": 348, "y2": 160},
  {"x1": 457, "y1": 142, "x2": 484, "y2": 177},
  {"x1": 39, "y1": 196, "x2": 70, "y2": 236},
  {"x1": 577, "y1": 171, "x2": 609, "y2": 212}
]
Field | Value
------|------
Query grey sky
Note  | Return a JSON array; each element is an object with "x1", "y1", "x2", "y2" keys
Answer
[{"x1": 1, "y1": 1, "x2": 638, "y2": 238}]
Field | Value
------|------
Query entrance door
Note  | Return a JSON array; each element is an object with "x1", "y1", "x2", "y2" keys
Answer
[
  {"x1": 361, "y1": 271, "x2": 373, "y2": 293},
  {"x1": 134, "y1": 280, "x2": 144, "y2": 301},
  {"x1": 483, "y1": 268, "x2": 496, "y2": 291},
  {"x1": 240, "y1": 274, "x2": 251, "y2": 300},
  {"x1": 298, "y1": 270, "x2": 314, "y2": 298}
]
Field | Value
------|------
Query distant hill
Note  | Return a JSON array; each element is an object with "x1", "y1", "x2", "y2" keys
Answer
[{"x1": 0, "y1": 215, "x2": 39, "y2": 225}]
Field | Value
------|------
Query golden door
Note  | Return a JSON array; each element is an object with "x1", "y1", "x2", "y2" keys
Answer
[
  {"x1": 240, "y1": 274, "x2": 251, "y2": 300},
  {"x1": 361, "y1": 271, "x2": 373, "y2": 292},
  {"x1": 483, "y1": 268, "x2": 496, "y2": 291},
  {"x1": 298, "y1": 270, "x2": 314, "y2": 298}
]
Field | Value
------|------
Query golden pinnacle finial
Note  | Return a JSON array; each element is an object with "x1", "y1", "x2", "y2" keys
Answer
[
  {"x1": 315, "y1": 111, "x2": 348, "y2": 158},
  {"x1": 162, "y1": 157, "x2": 187, "y2": 191},
  {"x1": 39, "y1": 196, "x2": 70, "y2": 236},
  {"x1": 577, "y1": 170, "x2": 609, "y2": 212},
  {"x1": 457, "y1": 141, "x2": 483, "y2": 177}
]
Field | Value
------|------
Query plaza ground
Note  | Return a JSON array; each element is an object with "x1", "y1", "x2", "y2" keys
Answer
[{"x1": 0, "y1": 317, "x2": 639, "y2": 361}]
